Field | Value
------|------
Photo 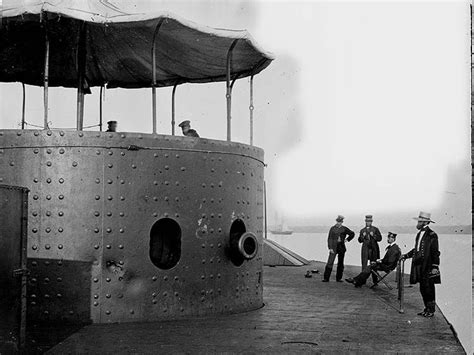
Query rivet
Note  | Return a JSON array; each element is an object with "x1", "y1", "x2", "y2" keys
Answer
[
  {"x1": 210, "y1": 243, "x2": 214, "y2": 248},
  {"x1": 164, "y1": 196, "x2": 169, "y2": 201},
  {"x1": 94, "y1": 228, "x2": 100, "y2": 233},
  {"x1": 108, "y1": 151, "x2": 113, "y2": 156},
  {"x1": 34, "y1": 131, "x2": 39, "y2": 136},
  {"x1": 131, "y1": 164, "x2": 136, "y2": 169},
  {"x1": 121, "y1": 134, "x2": 126, "y2": 138},
  {"x1": 164, "y1": 181, "x2": 169, "y2": 185},
  {"x1": 175, "y1": 213, "x2": 179, "y2": 218},
  {"x1": 130, "y1": 310, "x2": 134, "y2": 314},
  {"x1": 107, "y1": 212, "x2": 112, "y2": 217},
  {"x1": 211, "y1": 168, "x2": 215, "y2": 172},
  {"x1": 201, "y1": 297, "x2": 205, "y2": 302},
  {"x1": 59, "y1": 178, "x2": 64, "y2": 183},
  {"x1": 164, "y1": 213, "x2": 169, "y2": 217},
  {"x1": 202, "y1": 183, "x2": 206, "y2": 188},
  {"x1": 94, "y1": 302, "x2": 99, "y2": 306},
  {"x1": 94, "y1": 244, "x2": 100, "y2": 249},
  {"x1": 164, "y1": 165, "x2": 169, "y2": 170},
  {"x1": 120, "y1": 196, "x2": 125, "y2": 201},
  {"x1": 45, "y1": 261, "x2": 50, "y2": 266},
  {"x1": 33, "y1": 148, "x2": 39, "y2": 154},
  {"x1": 57, "y1": 277, "x2": 62, "y2": 282},
  {"x1": 175, "y1": 181, "x2": 179, "y2": 186},
  {"x1": 119, "y1": 228, "x2": 124, "y2": 233},
  {"x1": 106, "y1": 245, "x2": 111, "y2": 249},
  {"x1": 95, "y1": 195, "x2": 100, "y2": 200},
  {"x1": 46, "y1": 148, "x2": 52, "y2": 154},
  {"x1": 163, "y1": 276, "x2": 168, "y2": 281},
  {"x1": 119, "y1": 212, "x2": 125, "y2": 217},
  {"x1": 9, "y1": 161, "x2": 14, "y2": 167},
  {"x1": 46, "y1": 211, "x2": 51, "y2": 216},
  {"x1": 32, "y1": 245, "x2": 38, "y2": 250},
  {"x1": 32, "y1": 211, "x2": 38, "y2": 216},
  {"x1": 106, "y1": 228, "x2": 112, "y2": 233},
  {"x1": 152, "y1": 299, "x2": 157, "y2": 304},
  {"x1": 57, "y1": 293, "x2": 62, "y2": 298},
  {"x1": 59, "y1": 131, "x2": 65, "y2": 136},
  {"x1": 164, "y1": 154, "x2": 169, "y2": 158},
  {"x1": 107, "y1": 179, "x2": 113, "y2": 184},
  {"x1": 58, "y1": 195, "x2": 64, "y2": 200},
  {"x1": 46, "y1": 178, "x2": 51, "y2": 184},
  {"x1": 108, "y1": 164, "x2": 113, "y2": 168},
  {"x1": 93, "y1": 278, "x2": 99, "y2": 282},
  {"x1": 46, "y1": 130, "x2": 52, "y2": 136},
  {"x1": 45, "y1": 227, "x2": 51, "y2": 233},
  {"x1": 120, "y1": 180, "x2": 125, "y2": 184},
  {"x1": 152, "y1": 276, "x2": 157, "y2": 281},
  {"x1": 107, "y1": 195, "x2": 113, "y2": 201},
  {"x1": 106, "y1": 310, "x2": 111, "y2": 315},
  {"x1": 121, "y1": 152, "x2": 125, "y2": 156},
  {"x1": 180, "y1": 167, "x2": 186, "y2": 171},
  {"x1": 57, "y1": 260, "x2": 62, "y2": 266},
  {"x1": 106, "y1": 278, "x2": 111, "y2": 282},
  {"x1": 96, "y1": 150, "x2": 101, "y2": 155},
  {"x1": 174, "y1": 276, "x2": 179, "y2": 281},
  {"x1": 201, "y1": 275, "x2": 205, "y2": 280},
  {"x1": 106, "y1": 294, "x2": 111, "y2": 298},
  {"x1": 78, "y1": 132, "x2": 84, "y2": 137},
  {"x1": 45, "y1": 244, "x2": 51, "y2": 250},
  {"x1": 32, "y1": 228, "x2": 38, "y2": 233},
  {"x1": 154, "y1": 153, "x2": 158, "y2": 157},
  {"x1": 59, "y1": 148, "x2": 65, "y2": 154},
  {"x1": 163, "y1": 292, "x2": 168, "y2": 297},
  {"x1": 94, "y1": 294, "x2": 99, "y2": 299},
  {"x1": 46, "y1": 195, "x2": 51, "y2": 200},
  {"x1": 119, "y1": 244, "x2": 124, "y2": 249},
  {"x1": 72, "y1": 161, "x2": 78, "y2": 167}
]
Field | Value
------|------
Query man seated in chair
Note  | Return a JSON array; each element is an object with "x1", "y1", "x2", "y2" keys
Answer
[{"x1": 346, "y1": 232, "x2": 401, "y2": 287}]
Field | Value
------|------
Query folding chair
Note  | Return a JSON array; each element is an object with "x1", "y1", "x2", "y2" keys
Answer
[{"x1": 370, "y1": 268, "x2": 394, "y2": 290}]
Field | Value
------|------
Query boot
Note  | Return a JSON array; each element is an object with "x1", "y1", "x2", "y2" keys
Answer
[{"x1": 323, "y1": 266, "x2": 332, "y2": 281}]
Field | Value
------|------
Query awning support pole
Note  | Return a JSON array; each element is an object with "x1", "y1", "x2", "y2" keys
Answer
[
  {"x1": 151, "y1": 19, "x2": 164, "y2": 134},
  {"x1": 21, "y1": 83, "x2": 26, "y2": 130},
  {"x1": 249, "y1": 75, "x2": 254, "y2": 146},
  {"x1": 76, "y1": 22, "x2": 87, "y2": 131},
  {"x1": 172, "y1": 83, "x2": 178, "y2": 135},
  {"x1": 43, "y1": 32, "x2": 50, "y2": 130},
  {"x1": 226, "y1": 39, "x2": 239, "y2": 141},
  {"x1": 264, "y1": 180, "x2": 267, "y2": 240},
  {"x1": 99, "y1": 85, "x2": 104, "y2": 131}
]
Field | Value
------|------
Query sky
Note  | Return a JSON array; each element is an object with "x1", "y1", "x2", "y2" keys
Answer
[{"x1": 0, "y1": 0, "x2": 471, "y2": 226}]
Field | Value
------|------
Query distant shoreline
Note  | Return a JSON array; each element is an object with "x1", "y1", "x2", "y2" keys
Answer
[{"x1": 274, "y1": 225, "x2": 471, "y2": 235}]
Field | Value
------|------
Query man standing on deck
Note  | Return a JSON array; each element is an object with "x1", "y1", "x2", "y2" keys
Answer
[
  {"x1": 322, "y1": 215, "x2": 355, "y2": 282},
  {"x1": 358, "y1": 214, "x2": 382, "y2": 284},
  {"x1": 401, "y1": 212, "x2": 441, "y2": 318},
  {"x1": 178, "y1": 120, "x2": 200, "y2": 137}
]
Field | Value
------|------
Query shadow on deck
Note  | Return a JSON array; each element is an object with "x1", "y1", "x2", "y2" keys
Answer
[{"x1": 46, "y1": 262, "x2": 463, "y2": 354}]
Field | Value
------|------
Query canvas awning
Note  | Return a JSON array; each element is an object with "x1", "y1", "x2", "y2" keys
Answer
[{"x1": 0, "y1": 1, "x2": 274, "y2": 89}]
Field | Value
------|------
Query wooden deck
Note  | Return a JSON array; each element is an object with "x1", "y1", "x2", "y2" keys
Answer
[{"x1": 46, "y1": 262, "x2": 463, "y2": 354}]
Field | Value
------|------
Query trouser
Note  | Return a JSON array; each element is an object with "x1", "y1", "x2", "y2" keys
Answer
[
  {"x1": 361, "y1": 247, "x2": 378, "y2": 284},
  {"x1": 353, "y1": 264, "x2": 389, "y2": 286},
  {"x1": 419, "y1": 277, "x2": 436, "y2": 313},
  {"x1": 323, "y1": 246, "x2": 345, "y2": 281}
]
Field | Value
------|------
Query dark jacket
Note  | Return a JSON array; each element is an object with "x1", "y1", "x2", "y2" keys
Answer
[
  {"x1": 184, "y1": 129, "x2": 199, "y2": 137},
  {"x1": 358, "y1": 226, "x2": 382, "y2": 261},
  {"x1": 327, "y1": 225, "x2": 355, "y2": 253},
  {"x1": 378, "y1": 243, "x2": 401, "y2": 272},
  {"x1": 406, "y1": 226, "x2": 441, "y2": 284}
]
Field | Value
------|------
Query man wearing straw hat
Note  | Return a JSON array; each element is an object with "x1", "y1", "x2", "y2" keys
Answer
[
  {"x1": 322, "y1": 215, "x2": 355, "y2": 282},
  {"x1": 401, "y1": 211, "x2": 441, "y2": 318},
  {"x1": 358, "y1": 214, "x2": 382, "y2": 284}
]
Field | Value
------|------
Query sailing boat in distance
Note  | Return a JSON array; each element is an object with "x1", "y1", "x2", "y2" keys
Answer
[{"x1": 270, "y1": 215, "x2": 293, "y2": 235}]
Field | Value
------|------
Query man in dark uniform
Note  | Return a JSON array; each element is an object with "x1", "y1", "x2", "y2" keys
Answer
[
  {"x1": 358, "y1": 214, "x2": 382, "y2": 284},
  {"x1": 401, "y1": 212, "x2": 440, "y2": 318},
  {"x1": 178, "y1": 120, "x2": 199, "y2": 137},
  {"x1": 346, "y1": 232, "x2": 401, "y2": 287},
  {"x1": 322, "y1": 215, "x2": 355, "y2": 282},
  {"x1": 106, "y1": 120, "x2": 117, "y2": 132}
]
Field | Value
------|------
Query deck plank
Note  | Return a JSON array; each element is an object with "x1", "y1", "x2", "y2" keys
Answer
[{"x1": 47, "y1": 262, "x2": 463, "y2": 353}]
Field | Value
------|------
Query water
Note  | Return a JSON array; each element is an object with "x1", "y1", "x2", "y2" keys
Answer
[{"x1": 268, "y1": 232, "x2": 472, "y2": 354}]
